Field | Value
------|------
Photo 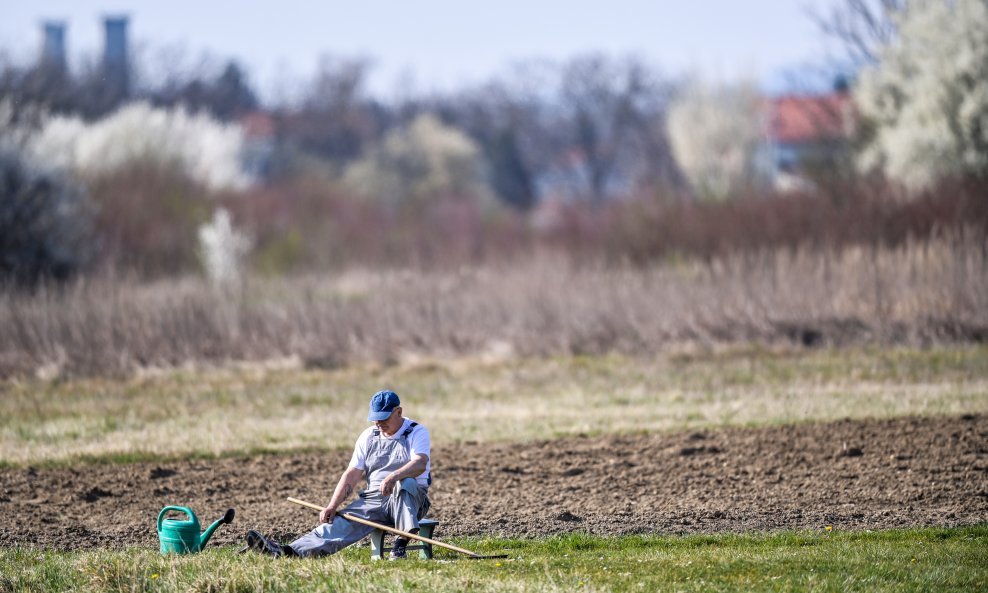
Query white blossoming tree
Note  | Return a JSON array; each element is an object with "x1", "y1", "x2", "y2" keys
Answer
[
  {"x1": 854, "y1": 0, "x2": 988, "y2": 188},
  {"x1": 28, "y1": 101, "x2": 252, "y2": 191},
  {"x1": 666, "y1": 77, "x2": 766, "y2": 200},
  {"x1": 198, "y1": 208, "x2": 252, "y2": 286},
  {"x1": 344, "y1": 114, "x2": 491, "y2": 207}
]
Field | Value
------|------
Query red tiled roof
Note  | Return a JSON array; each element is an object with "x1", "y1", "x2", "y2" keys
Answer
[
  {"x1": 767, "y1": 93, "x2": 854, "y2": 143},
  {"x1": 239, "y1": 111, "x2": 275, "y2": 138}
]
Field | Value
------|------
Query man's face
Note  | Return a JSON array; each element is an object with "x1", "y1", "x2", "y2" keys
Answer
[{"x1": 374, "y1": 407, "x2": 403, "y2": 436}]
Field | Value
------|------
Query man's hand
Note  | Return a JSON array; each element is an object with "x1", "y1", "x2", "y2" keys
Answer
[
  {"x1": 319, "y1": 506, "x2": 336, "y2": 524},
  {"x1": 379, "y1": 454, "x2": 428, "y2": 496},
  {"x1": 379, "y1": 474, "x2": 398, "y2": 496}
]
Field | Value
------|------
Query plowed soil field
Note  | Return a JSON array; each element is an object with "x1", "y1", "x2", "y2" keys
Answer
[{"x1": 1, "y1": 414, "x2": 985, "y2": 550}]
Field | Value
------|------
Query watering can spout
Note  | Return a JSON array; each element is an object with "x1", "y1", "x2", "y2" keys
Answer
[{"x1": 198, "y1": 508, "x2": 235, "y2": 550}]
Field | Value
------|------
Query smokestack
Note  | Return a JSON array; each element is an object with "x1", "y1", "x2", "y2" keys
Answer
[
  {"x1": 41, "y1": 20, "x2": 67, "y2": 71},
  {"x1": 103, "y1": 16, "x2": 128, "y2": 71},
  {"x1": 102, "y1": 15, "x2": 130, "y2": 99}
]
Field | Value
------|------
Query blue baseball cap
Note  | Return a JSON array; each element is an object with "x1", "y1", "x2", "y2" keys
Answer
[{"x1": 368, "y1": 390, "x2": 401, "y2": 421}]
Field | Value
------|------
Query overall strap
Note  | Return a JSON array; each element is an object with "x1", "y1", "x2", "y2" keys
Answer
[{"x1": 399, "y1": 422, "x2": 432, "y2": 486}]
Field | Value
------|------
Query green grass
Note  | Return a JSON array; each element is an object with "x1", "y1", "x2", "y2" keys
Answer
[
  {"x1": 2, "y1": 346, "x2": 987, "y2": 465},
  {"x1": 2, "y1": 526, "x2": 985, "y2": 592}
]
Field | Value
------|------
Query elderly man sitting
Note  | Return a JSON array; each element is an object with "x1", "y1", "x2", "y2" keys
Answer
[{"x1": 246, "y1": 390, "x2": 432, "y2": 559}]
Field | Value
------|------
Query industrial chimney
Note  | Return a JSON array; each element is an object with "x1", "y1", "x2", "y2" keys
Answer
[
  {"x1": 40, "y1": 20, "x2": 67, "y2": 71},
  {"x1": 102, "y1": 15, "x2": 130, "y2": 99}
]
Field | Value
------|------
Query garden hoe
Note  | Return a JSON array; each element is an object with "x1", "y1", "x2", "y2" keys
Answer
[{"x1": 286, "y1": 497, "x2": 508, "y2": 559}]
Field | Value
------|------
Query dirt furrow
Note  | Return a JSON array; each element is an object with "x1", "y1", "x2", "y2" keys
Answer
[{"x1": 1, "y1": 414, "x2": 985, "y2": 550}]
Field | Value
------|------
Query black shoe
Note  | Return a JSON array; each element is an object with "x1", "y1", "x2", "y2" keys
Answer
[
  {"x1": 246, "y1": 529, "x2": 284, "y2": 557},
  {"x1": 388, "y1": 538, "x2": 408, "y2": 560}
]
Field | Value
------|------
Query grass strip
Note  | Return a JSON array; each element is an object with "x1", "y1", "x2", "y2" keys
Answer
[{"x1": 2, "y1": 525, "x2": 986, "y2": 592}]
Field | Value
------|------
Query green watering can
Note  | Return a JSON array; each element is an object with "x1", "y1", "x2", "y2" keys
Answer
[{"x1": 157, "y1": 506, "x2": 235, "y2": 554}]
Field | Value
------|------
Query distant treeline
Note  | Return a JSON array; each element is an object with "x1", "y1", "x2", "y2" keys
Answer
[{"x1": 1, "y1": 52, "x2": 686, "y2": 209}]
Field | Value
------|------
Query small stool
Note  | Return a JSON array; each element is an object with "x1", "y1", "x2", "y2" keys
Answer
[{"x1": 369, "y1": 519, "x2": 439, "y2": 560}]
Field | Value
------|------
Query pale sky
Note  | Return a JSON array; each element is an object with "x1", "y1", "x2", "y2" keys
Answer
[{"x1": 0, "y1": 0, "x2": 840, "y2": 100}]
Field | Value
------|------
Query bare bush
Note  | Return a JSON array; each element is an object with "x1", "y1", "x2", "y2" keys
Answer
[
  {"x1": 0, "y1": 148, "x2": 94, "y2": 285},
  {"x1": 547, "y1": 178, "x2": 988, "y2": 262},
  {"x1": 1, "y1": 235, "x2": 984, "y2": 378},
  {"x1": 230, "y1": 175, "x2": 988, "y2": 273},
  {"x1": 85, "y1": 161, "x2": 216, "y2": 276}
]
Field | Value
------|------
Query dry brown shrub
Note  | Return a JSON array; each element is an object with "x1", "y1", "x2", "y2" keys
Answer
[{"x1": 1, "y1": 233, "x2": 985, "y2": 379}]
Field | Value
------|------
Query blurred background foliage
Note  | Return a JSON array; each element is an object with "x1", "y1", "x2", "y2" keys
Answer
[{"x1": 0, "y1": 0, "x2": 985, "y2": 285}]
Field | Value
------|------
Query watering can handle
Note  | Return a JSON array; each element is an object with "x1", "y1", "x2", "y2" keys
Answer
[{"x1": 157, "y1": 506, "x2": 194, "y2": 533}]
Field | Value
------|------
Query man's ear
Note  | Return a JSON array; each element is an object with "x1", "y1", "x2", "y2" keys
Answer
[{"x1": 395, "y1": 407, "x2": 403, "y2": 416}]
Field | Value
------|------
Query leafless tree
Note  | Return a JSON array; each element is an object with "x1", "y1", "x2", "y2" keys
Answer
[
  {"x1": 431, "y1": 64, "x2": 558, "y2": 210},
  {"x1": 278, "y1": 56, "x2": 382, "y2": 165},
  {"x1": 0, "y1": 58, "x2": 75, "y2": 123},
  {"x1": 557, "y1": 54, "x2": 679, "y2": 203},
  {"x1": 810, "y1": 0, "x2": 907, "y2": 67},
  {"x1": 419, "y1": 56, "x2": 680, "y2": 208},
  {"x1": 136, "y1": 45, "x2": 258, "y2": 121}
]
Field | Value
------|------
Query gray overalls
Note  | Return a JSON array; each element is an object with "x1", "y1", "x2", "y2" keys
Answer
[{"x1": 289, "y1": 421, "x2": 431, "y2": 557}]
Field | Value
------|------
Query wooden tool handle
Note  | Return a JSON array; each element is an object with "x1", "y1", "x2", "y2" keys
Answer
[
  {"x1": 287, "y1": 497, "x2": 324, "y2": 512},
  {"x1": 285, "y1": 496, "x2": 482, "y2": 557}
]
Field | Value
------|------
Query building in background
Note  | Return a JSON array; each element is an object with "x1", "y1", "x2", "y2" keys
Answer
[
  {"x1": 239, "y1": 110, "x2": 276, "y2": 179},
  {"x1": 763, "y1": 88, "x2": 856, "y2": 190}
]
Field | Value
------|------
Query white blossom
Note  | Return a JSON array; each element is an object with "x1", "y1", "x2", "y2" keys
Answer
[
  {"x1": 198, "y1": 208, "x2": 252, "y2": 286},
  {"x1": 667, "y1": 77, "x2": 766, "y2": 200},
  {"x1": 855, "y1": 0, "x2": 988, "y2": 188},
  {"x1": 344, "y1": 114, "x2": 491, "y2": 206},
  {"x1": 28, "y1": 102, "x2": 252, "y2": 191}
]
